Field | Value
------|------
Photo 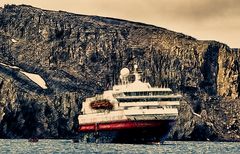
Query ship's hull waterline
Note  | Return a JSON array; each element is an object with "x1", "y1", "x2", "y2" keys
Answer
[{"x1": 78, "y1": 120, "x2": 175, "y2": 143}]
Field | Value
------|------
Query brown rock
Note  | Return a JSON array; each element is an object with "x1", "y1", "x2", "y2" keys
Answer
[{"x1": 0, "y1": 5, "x2": 239, "y2": 141}]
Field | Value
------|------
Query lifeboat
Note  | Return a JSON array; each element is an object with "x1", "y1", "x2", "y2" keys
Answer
[{"x1": 90, "y1": 99, "x2": 113, "y2": 110}]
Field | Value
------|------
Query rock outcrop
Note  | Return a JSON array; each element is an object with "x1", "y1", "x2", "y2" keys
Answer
[{"x1": 0, "y1": 4, "x2": 239, "y2": 141}]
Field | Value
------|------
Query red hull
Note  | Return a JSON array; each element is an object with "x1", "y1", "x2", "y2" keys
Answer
[
  {"x1": 79, "y1": 120, "x2": 175, "y2": 132},
  {"x1": 78, "y1": 120, "x2": 175, "y2": 143}
]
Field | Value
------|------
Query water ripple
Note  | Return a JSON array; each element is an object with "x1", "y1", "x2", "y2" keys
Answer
[{"x1": 0, "y1": 139, "x2": 239, "y2": 154}]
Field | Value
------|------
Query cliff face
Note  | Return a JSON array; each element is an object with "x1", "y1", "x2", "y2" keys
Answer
[{"x1": 0, "y1": 5, "x2": 239, "y2": 140}]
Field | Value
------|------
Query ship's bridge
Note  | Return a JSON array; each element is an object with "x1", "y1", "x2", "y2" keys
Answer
[{"x1": 113, "y1": 80, "x2": 151, "y2": 92}]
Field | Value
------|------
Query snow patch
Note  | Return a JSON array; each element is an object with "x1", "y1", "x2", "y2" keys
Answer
[
  {"x1": 20, "y1": 71, "x2": 48, "y2": 89},
  {"x1": 191, "y1": 108, "x2": 201, "y2": 118},
  {"x1": 0, "y1": 62, "x2": 7, "y2": 67},
  {"x1": 0, "y1": 62, "x2": 48, "y2": 89},
  {"x1": 192, "y1": 112, "x2": 201, "y2": 118},
  {"x1": 11, "y1": 39, "x2": 17, "y2": 43},
  {"x1": 0, "y1": 62, "x2": 20, "y2": 69}
]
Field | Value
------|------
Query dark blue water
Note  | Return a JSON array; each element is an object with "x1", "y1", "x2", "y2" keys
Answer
[{"x1": 0, "y1": 139, "x2": 239, "y2": 153}]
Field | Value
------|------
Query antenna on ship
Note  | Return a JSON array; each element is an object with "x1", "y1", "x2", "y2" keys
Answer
[{"x1": 133, "y1": 64, "x2": 141, "y2": 82}]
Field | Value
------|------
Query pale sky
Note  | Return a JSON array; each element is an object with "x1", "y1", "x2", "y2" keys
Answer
[{"x1": 0, "y1": 0, "x2": 239, "y2": 48}]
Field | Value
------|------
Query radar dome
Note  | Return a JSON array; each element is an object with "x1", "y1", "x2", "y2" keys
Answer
[{"x1": 120, "y1": 68, "x2": 130, "y2": 77}]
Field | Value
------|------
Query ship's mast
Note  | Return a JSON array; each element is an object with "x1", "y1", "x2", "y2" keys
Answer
[{"x1": 133, "y1": 65, "x2": 141, "y2": 82}]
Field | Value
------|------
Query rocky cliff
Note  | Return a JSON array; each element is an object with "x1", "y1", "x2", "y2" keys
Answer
[{"x1": 0, "y1": 4, "x2": 239, "y2": 141}]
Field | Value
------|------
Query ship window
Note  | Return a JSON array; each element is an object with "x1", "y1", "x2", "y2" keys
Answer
[
  {"x1": 152, "y1": 91, "x2": 173, "y2": 96},
  {"x1": 117, "y1": 97, "x2": 179, "y2": 102},
  {"x1": 124, "y1": 91, "x2": 174, "y2": 96},
  {"x1": 124, "y1": 91, "x2": 172, "y2": 96}
]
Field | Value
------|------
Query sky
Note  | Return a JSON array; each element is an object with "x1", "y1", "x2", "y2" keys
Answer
[{"x1": 0, "y1": 0, "x2": 239, "y2": 48}]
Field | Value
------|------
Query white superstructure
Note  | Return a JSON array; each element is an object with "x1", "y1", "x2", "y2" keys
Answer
[{"x1": 78, "y1": 65, "x2": 181, "y2": 125}]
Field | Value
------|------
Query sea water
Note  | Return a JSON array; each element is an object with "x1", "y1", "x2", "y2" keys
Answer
[{"x1": 0, "y1": 139, "x2": 239, "y2": 153}]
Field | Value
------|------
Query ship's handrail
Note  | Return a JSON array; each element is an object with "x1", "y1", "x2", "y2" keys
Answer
[
  {"x1": 78, "y1": 108, "x2": 178, "y2": 124},
  {"x1": 124, "y1": 107, "x2": 178, "y2": 114},
  {"x1": 118, "y1": 101, "x2": 180, "y2": 107},
  {"x1": 115, "y1": 94, "x2": 182, "y2": 99},
  {"x1": 116, "y1": 97, "x2": 181, "y2": 103}
]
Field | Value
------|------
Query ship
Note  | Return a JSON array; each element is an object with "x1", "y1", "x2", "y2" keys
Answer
[{"x1": 78, "y1": 65, "x2": 181, "y2": 144}]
